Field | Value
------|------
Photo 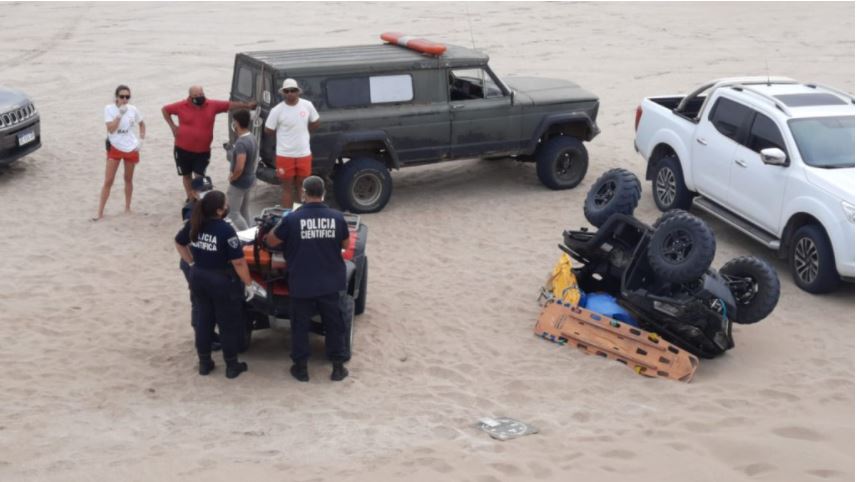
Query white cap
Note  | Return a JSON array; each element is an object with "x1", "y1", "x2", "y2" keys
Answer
[{"x1": 281, "y1": 78, "x2": 300, "y2": 91}]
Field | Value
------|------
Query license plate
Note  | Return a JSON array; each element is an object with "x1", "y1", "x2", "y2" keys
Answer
[{"x1": 17, "y1": 130, "x2": 35, "y2": 146}]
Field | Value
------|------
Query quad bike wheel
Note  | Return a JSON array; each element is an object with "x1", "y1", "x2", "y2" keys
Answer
[
  {"x1": 720, "y1": 256, "x2": 780, "y2": 324},
  {"x1": 647, "y1": 212, "x2": 716, "y2": 283},
  {"x1": 340, "y1": 293, "x2": 355, "y2": 362},
  {"x1": 535, "y1": 136, "x2": 589, "y2": 190},
  {"x1": 583, "y1": 168, "x2": 642, "y2": 227},
  {"x1": 652, "y1": 208, "x2": 688, "y2": 229},
  {"x1": 354, "y1": 258, "x2": 368, "y2": 316}
]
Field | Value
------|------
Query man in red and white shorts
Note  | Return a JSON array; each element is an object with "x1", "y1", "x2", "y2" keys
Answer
[{"x1": 264, "y1": 78, "x2": 320, "y2": 208}]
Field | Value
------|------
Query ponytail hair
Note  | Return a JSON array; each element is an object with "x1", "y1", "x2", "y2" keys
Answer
[{"x1": 190, "y1": 190, "x2": 226, "y2": 239}]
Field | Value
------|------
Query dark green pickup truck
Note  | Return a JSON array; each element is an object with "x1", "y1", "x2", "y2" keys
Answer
[{"x1": 228, "y1": 38, "x2": 600, "y2": 213}]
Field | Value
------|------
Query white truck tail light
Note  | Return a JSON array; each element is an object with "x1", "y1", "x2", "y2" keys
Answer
[{"x1": 634, "y1": 105, "x2": 643, "y2": 131}]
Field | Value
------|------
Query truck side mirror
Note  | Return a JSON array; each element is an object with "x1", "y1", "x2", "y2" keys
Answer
[
  {"x1": 510, "y1": 90, "x2": 515, "y2": 103},
  {"x1": 760, "y1": 147, "x2": 788, "y2": 166}
]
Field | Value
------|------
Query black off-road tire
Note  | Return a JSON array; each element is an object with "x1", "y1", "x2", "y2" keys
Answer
[
  {"x1": 720, "y1": 256, "x2": 780, "y2": 324},
  {"x1": 340, "y1": 293, "x2": 355, "y2": 362},
  {"x1": 354, "y1": 258, "x2": 368, "y2": 316},
  {"x1": 652, "y1": 209, "x2": 688, "y2": 229},
  {"x1": 652, "y1": 155, "x2": 693, "y2": 211},
  {"x1": 535, "y1": 136, "x2": 588, "y2": 190},
  {"x1": 647, "y1": 212, "x2": 716, "y2": 283},
  {"x1": 335, "y1": 157, "x2": 393, "y2": 213},
  {"x1": 583, "y1": 168, "x2": 642, "y2": 227},
  {"x1": 790, "y1": 224, "x2": 840, "y2": 294}
]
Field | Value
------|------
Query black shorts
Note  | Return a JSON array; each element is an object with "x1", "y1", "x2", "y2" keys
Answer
[{"x1": 174, "y1": 146, "x2": 210, "y2": 176}]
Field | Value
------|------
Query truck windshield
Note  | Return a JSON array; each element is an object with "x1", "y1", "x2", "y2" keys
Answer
[{"x1": 788, "y1": 116, "x2": 855, "y2": 168}]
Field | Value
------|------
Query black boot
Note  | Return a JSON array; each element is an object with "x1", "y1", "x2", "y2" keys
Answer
[
  {"x1": 198, "y1": 355, "x2": 215, "y2": 376},
  {"x1": 331, "y1": 362, "x2": 349, "y2": 381},
  {"x1": 225, "y1": 360, "x2": 248, "y2": 379},
  {"x1": 290, "y1": 360, "x2": 309, "y2": 382}
]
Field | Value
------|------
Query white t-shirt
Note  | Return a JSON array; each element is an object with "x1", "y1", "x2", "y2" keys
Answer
[
  {"x1": 104, "y1": 104, "x2": 143, "y2": 152},
  {"x1": 264, "y1": 99, "x2": 319, "y2": 157}
]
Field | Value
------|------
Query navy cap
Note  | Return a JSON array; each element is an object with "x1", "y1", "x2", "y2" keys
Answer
[{"x1": 191, "y1": 176, "x2": 213, "y2": 192}]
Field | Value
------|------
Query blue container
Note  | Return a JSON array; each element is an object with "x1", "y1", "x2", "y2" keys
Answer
[{"x1": 581, "y1": 292, "x2": 639, "y2": 327}]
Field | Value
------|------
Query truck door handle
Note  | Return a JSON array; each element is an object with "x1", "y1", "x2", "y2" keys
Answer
[
  {"x1": 734, "y1": 159, "x2": 748, "y2": 168},
  {"x1": 451, "y1": 104, "x2": 465, "y2": 111},
  {"x1": 696, "y1": 137, "x2": 708, "y2": 146}
]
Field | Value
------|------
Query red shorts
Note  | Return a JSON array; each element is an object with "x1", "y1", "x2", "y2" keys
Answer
[
  {"x1": 107, "y1": 146, "x2": 140, "y2": 163},
  {"x1": 275, "y1": 154, "x2": 312, "y2": 179}
]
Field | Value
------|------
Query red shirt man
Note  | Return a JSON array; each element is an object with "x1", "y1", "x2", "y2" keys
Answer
[{"x1": 162, "y1": 85, "x2": 256, "y2": 200}]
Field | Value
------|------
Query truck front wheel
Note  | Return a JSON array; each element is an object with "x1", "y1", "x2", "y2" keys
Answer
[
  {"x1": 790, "y1": 224, "x2": 840, "y2": 294},
  {"x1": 335, "y1": 158, "x2": 393, "y2": 213},
  {"x1": 535, "y1": 136, "x2": 588, "y2": 190},
  {"x1": 653, "y1": 155, "x2": 693, "y2": 211}
]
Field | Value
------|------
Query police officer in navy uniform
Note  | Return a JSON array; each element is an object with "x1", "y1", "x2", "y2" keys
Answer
[
  {"x1": 175, "y1": 190, "x2": 252, "y2": 378},
  {"x1": 265, "y1": 176, "x2": 350, "y2": 382},
  {"x1": 178, "y1": 176, "x2": 221, "y2": 351}
]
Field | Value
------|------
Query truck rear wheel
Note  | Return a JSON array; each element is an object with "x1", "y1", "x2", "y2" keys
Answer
[
  {"x1": 535, "y1": 136, "x2": 588, "y2": 190},
  {"x1": 583, "y1": 168, "x2": 641, "y2": 227},
  {"x1": 790, "y1": 224, "x2": 840, "y2": 294},
  {"x1": 653, "y1": 155, "x2": 693, "y2": 211},
  {"x1": 647, "y1": 212, "x2": 716, "y2": 283},
  {"x1": 335, "y1": 157, "x2": 393, "y2": 213},
  {"x1": 720, "y1": 256, "x2": 780, "y2": 324}
]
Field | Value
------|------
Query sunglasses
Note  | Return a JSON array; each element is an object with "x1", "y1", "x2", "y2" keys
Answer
[
  {"x1": 118, "y1": 94, "x2": 131, "y2": 99},
  {"x1": 283, "y1": 88, "x2": 299, "y2": 94}
]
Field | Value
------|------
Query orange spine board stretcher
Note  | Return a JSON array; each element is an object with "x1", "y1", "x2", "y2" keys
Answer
[
  {"x1": 380, "y1": 32, "x2": 447, "y2": 56},
  {"x1": 534, "y1": 300, "x2": 699, "y2": 382}
]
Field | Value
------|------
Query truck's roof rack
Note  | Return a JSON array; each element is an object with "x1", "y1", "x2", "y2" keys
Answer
[
  {"x1": 677, "y1": 76, "x2": 797, "y2": 114},
  {"x1": 805, "y1": 83, "x2": 856, "y2": 105},
  {"x1": 731, "y1": 85, "x2": 792, "y2": 116}
]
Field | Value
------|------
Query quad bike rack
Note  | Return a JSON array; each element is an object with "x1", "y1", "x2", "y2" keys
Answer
[{"x1": 535, "y1": 300, "x2": 699, "y2": 382}]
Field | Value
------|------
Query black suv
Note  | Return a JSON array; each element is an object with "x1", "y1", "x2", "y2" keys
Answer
[
  {"x1": 0, "y1": 87, "x2": 41, "y2": 166},
  {"x1": 227, "y1": 36, "x2": 600, "y2": 213}
]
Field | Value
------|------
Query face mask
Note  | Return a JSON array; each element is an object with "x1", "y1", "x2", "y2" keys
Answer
[{"x1": 191, "y1": 96, "x2": 206, "y2": 106}]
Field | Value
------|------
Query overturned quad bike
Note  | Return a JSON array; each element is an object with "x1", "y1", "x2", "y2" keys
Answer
[
  {"x1": 237, "y1": 207, "x2": 368, "y2": 359},
  {"x1": 561, "y1": 168, "x2": 780, "y2": 358}
]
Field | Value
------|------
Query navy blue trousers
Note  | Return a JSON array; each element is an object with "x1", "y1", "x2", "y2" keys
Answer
[
  {"x1": 290, "y1": 292, "x2": 348, "y2": 363},
  {"x1": 189, "y1": 268, "x2": 243, "y2": 361}
]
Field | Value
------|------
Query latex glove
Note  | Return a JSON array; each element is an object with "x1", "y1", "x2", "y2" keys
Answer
[{"x1": 244, "y1": 281, "x2": 266, "y2": 301}]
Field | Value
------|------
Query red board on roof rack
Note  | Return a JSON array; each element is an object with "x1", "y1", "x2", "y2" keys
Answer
[{"x1": 380, "y1": 32, "x2": 447, "y2": 56}]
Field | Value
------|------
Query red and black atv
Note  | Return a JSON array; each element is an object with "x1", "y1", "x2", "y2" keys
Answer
[{"x1": 238, "y1": 207, "x2": 368, "y2": 359}]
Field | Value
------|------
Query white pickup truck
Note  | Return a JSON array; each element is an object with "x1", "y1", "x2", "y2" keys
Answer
[{"x1": 634, "y1": 77, "x2": 854, "y2": 293}]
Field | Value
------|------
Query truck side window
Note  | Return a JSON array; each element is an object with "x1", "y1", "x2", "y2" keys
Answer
[
  {"x1": 449, "y1": 68, "x2": 502, "y2": 101},
  {"x1": 236, "y1": 66, "x2": 254, "y2": 97},
  {"x1": 326, "y1": 75, "x2": 414, "y2": 108},
  {"x1": 748, "y1": 113, "x2": 787, "y2": 154},
  {"x1": 709, "y1": 97, "x2": 752, "y2": 142}
]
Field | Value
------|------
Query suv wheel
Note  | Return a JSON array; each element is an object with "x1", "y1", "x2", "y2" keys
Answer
[
  {"x1": 355, "y1": 257, "x2": 368, "y2": 316},
  {"x1": 535, "y1": 136, "x2": 588, "y2": 190},
  {"x1": 647, "y1": 212, "x2": 716, "y2": 283},
  {"x1": 334, "y1": 158, "x2": 393, "y2": 213},
  {"x1": 790, "y1": 224, "x2": 840, "y2": 293},
  {"x1": 720, "y1": 256, "x2": 780, "y2": 324},
  {"x1": 583, "y1": 168, "x2": 641, "y2": 227},
  {"x1": 653, "y1": 155, "x2": 693, "y2": 211}
]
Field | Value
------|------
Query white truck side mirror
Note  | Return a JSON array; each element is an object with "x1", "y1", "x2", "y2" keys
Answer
[{"x1": 760, "y1": 147, "x2": 788, "y2": 166}]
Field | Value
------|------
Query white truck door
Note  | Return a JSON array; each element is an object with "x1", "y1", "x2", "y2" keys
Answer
[
  {"x1": 691, "y1": 96, "x2": 753, "y2": 203},
  {"x1": 729, "y1": 111, "x2": 790, "y2": 234}
]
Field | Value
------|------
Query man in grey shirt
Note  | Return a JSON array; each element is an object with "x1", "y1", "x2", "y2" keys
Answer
[{"x1": 226, "y1": 109, "x2": 258, "y2": 230}]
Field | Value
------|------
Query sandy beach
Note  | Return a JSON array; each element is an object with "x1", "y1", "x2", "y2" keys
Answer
[{"x1": 0, "y1": 2, "x2": 854, "y2": 481}]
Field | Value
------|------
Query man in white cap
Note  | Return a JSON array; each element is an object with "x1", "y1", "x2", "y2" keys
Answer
[{"x1": 264, "y1": 79, "x2": 320, "y2": 208}]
